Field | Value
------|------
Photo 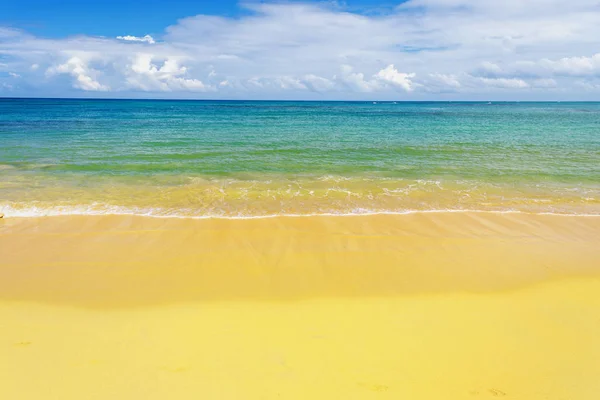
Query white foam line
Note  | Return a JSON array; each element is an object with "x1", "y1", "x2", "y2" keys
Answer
[{"x1": 2, "y1": 208, "x2": 599, "y2": 219}]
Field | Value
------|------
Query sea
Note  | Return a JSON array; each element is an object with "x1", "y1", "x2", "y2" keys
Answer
[{"x1": 1, "y1": 99, "x2": 598, "y2": 217}]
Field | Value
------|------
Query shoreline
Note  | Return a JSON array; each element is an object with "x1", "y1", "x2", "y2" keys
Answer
[{"x1": 2, "y1": 208, "x2": 600, "y2": 220}]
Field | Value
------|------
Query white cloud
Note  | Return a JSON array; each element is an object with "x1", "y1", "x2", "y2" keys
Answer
[
  {"x1": 2, "y1": 1, "x2": 600, "y2": 98},
  {"x1": 473, "y1": 62, "x2": 504, "y2": 78},
  {"x1": 475, "y1": 77, "x2": 529, "y2": 89},
  {"x1": 274, "y1": 76, "x2": 307, "y2": 90},
  {"x1": 531, "y1": 78, "x2": 557, "y2": 88},
  {"x1": 539, "y1": 54, "x2": 600, "y2": 77},
  {"x1": 302, "y1": 74, "x2": 335, "y2": 92},
  {"x1": 338, "y1": 65, "x2": 378, "y2": 92},
  {"x1": 575, "y1": 80, "x2": 600, "y2": 90},
  {"x1": 374, "y1": 65, "x2": 416, "y2": 92},
  {"x1": 125, "y1": 53, "x2": 212, "y2": 92},
  {"x1": 428, "y1": 73, "x2": 462, "y2": 89},
  {"x1": 8, "y1": 72, "x2": 20, "y2": 78},
  {"x1": 0, "y1": 27, "x2": 24, "y2": 39},
  {"x1": 116, "y1": 35, "x2": 155, "y2": 44},
  {"x1": 336, "y1": 64, "x2": 415, "y2": 93},
  {"x1": 47, "y1": 56, "x2": 110, "y2": 91}
]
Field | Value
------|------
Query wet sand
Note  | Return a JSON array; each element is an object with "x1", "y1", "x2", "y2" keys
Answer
[{"x1": 1, "y1": 212, "x2": 599, "y2": 399}]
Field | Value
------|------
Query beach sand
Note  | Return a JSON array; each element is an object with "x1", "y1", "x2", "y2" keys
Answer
[{"x1": 1, "y1": 212, "x2": 599, "y2": 399}]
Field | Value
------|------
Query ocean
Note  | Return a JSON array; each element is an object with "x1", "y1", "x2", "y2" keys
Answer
[{"x1": 1, "y1": 99, "x2": 598, "y2": 217}]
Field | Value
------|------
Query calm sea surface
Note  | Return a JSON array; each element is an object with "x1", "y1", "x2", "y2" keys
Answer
[{"x1": 1, "y1": 99, "x2": 598, "y2": 217}]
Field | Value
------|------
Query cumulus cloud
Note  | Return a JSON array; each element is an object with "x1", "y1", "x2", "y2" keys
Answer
[
  {"x1": 126, "y1": 54, "x2": 212, "y2": 92},
  {"x1": 47, "y1": 56, "x2": 110, "y2": 91},
  {"x1": 336, "y1": 64, "x2": 416, "y2": 93},
  {"x1": 374, "y1": 65, "x2": 416, "y2": 92},
  {"x1": 338, "y1": 65, "x2": 378, "y2": 92},
  {"x1": 539, "y1": 54, "x2": 600, "y2": 77},
  {"x1": 1, "y1": 1, "x2": 600, "y2": 98},
  {"x1": 117, "y1": 35, "x2": 155, "y2": 44}
]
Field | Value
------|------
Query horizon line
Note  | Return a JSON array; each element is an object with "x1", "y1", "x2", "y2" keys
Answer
[{"x1": 1, "y1": 96, "x2": 598, "y2": 103}]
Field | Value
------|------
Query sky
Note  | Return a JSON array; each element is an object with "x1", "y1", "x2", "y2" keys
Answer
[{"x1": 1, "y1": 0, "x2": 600, "y2": 100}]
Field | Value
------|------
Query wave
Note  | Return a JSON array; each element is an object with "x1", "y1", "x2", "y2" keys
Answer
[
  {"x1": 1, "y1": 203, "x2": 598, "y2": 219},
  {"x1": 2, "y1": 175, "x2": 598, "y2": 219}
]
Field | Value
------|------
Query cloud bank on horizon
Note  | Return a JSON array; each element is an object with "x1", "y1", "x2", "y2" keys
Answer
[{"x1": 1, "y1": 0, "x2": 600, "y2": 99}]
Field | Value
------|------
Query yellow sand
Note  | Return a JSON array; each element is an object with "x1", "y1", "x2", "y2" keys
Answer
[{"x1": 1, "y1": 212, "x2": 599, "y2": 399}]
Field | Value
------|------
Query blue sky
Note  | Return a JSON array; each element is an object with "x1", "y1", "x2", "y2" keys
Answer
[
  {"x1": 1, "y1": 0, "x2": 600, "y2": 99},
  {"x1": 2, "y1": 0, "x2": 243, "y2": 38},
  {"x1": 2, "y1": 0, "x2": 401, "y2": 37}
]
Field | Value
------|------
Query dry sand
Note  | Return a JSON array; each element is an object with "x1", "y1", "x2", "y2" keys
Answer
[{"x1": 1, "y1": 212, "x2": 599, "y2": 399}]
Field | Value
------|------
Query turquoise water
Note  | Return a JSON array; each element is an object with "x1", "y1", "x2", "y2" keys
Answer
[{"x1": 0, "y1": 99, "x2": 598, "y2": 217}]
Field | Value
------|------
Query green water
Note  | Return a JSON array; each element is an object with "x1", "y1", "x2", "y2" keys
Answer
[{"x1": 0, "y1": 99, "x2": 598, "y2": 216}]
